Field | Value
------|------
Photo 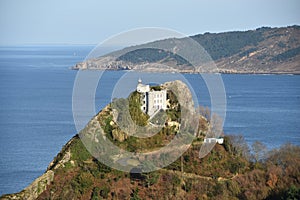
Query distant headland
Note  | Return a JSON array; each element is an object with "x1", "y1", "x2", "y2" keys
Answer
[{"x1": 72, "y1": 25, "x2": 300, "y2": 74}]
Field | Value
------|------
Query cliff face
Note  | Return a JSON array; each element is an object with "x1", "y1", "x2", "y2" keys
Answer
[
  {"x1": 0, "y1": 136, "x2": 77, "y2": 200},
  {"x1": 73, "y1": 26, "x2": 300, "y2": 74},
  {"x1": 0, "y1": 171, "x2": 54, "y2": 200}
]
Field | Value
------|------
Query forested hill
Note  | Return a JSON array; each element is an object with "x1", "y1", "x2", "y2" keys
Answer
[
  {"x1": 191, "y1": 25, "x2": 300, "y2": 73},
  {"x1": 191, "y1": 26, "x2": 293, "y2": 60},
  {"x1": 73, "y1": 25, "x2": 300, "y2": 74}
]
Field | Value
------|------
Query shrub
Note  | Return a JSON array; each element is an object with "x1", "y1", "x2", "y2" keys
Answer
[
  {"x1": 91, "y1": 187, "x2": 100, "y2": 200},
  {"x1": 71, "y1": 172, "x2": 93, "y2": 195},
  {"x1": 144, "y1": 172, "x2": 160, "y2": 187},
  {"x1": 104, "y1": 116, "x2": 113, "y2": 135},
  {"x1": 128, "y1": 91, "x2": 149, "y2": 126},
  {"x1": 100, "y1": 186, "x2": 110, "y2": 199},
  {"x1": 130, "y1": 188, "x2": 141, "y2": 200},
  {"x1": 171, "y1": 174, "x2": 181, "y2": 187},
  {"x1": 70, "y1": 139, "x2": 91, "y2": 162},
  {"x1": 182, "y1": 181, "x2": 193, "y2": 192}
]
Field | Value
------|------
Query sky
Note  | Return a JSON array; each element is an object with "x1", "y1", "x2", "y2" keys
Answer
[{"x1": 0, "y1": 0, "x2": 299, "y2": 45}]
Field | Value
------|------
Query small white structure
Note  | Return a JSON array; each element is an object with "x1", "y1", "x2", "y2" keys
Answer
[
  {"x1": 137, "y1": 79, "x2": 167, "y2": 117},
  {"x1": 204, "y1": 137, "x2": 224, "y2": 144},
  {"x1": 137, "y1": 78, "x2": 150, "y2": 93}
]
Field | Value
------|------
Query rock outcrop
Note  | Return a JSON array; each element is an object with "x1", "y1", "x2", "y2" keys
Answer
[{"x1": 1, "y1": 170, "x2": 54, "y2": 200}]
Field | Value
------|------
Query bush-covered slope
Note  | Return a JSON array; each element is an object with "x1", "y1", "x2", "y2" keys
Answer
[
  {"x1": 73, "y1": 25, "x2": 300, "y2": 74},
  {"x1": 1, "y1": 81, "x2": 300, "y2": 200}
]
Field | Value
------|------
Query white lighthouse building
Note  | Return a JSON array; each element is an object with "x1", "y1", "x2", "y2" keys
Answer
[{"x1": 136, "y1": 79, "x2": 167, "y2": 117}]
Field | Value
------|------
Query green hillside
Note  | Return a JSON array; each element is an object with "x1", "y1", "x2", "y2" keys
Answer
[
  {"x1": 73, "y1": 25, "x2": 300, "y2": 74},
  {"x1": 1, "y1": 81, "x2": 300, "y2": 200}
]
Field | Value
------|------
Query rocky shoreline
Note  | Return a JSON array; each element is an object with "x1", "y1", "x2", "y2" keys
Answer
[{"x1": 71, "y1": 64, "x2": 300, "y2": 75}]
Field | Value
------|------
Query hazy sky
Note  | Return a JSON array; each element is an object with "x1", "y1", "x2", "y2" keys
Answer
[{"x1": 0, "y1": 0, "x2": 299, "y2": 45}]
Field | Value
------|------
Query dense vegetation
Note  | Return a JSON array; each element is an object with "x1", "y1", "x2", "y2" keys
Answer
[
  {"x1": 115, "y1": 28, "x2": 266, "y2": 65},
  {"x1": 116, "y1": 48, "x2": 190, "y2": 66},
  {"x1": 116, "y1": 27, "x2": 273, "y2": 63},
  {"x1": 104, "y1": 25, "x2": 300, "y2": 74},
  {"x1": 102, "y1": 87, "x2": 181, "y2": 153},
  {"x1": 35, "y1": 88, "x2": 300, "y2": 199},
  {"x1": 3, "y1": 86, "x2": 299, "y2": 200},
  {"x1": 73, "y1": 26, "x2": 300, "y2": 73},
  {"x1": 271, "y1": 46, "x2": 300, "y2": 62},
  {"x1": 190, "y1": 28, "x2": 265, "y2": 60},
  {"x1": 34, "y1": 133, "x2": 300, "y2": 200}
]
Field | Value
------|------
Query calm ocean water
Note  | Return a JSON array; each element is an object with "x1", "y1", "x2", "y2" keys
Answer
[{"x1": 0, "y1": 46, "x2": 299, "y2": 195}]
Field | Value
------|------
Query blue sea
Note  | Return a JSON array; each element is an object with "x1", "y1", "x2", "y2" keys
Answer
[{"x1": 0, "y1": 46, "x2": 299, "y2": 195}]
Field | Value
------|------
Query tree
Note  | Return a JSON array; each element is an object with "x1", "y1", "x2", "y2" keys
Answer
[
  {"x1": 198, "y1": 106, "x2": 211, "y2": 122},
  {"x1": 252, "y1": 141, "x2": 267, "y2": 163},
  {"x1": 227, "y1": 135, "x2": 250, "y2": 159}
]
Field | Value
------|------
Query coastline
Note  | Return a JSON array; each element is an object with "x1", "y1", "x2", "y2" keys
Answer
[{"x1": 70, "y1": 67, "x2": 300, "y2": 75}]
